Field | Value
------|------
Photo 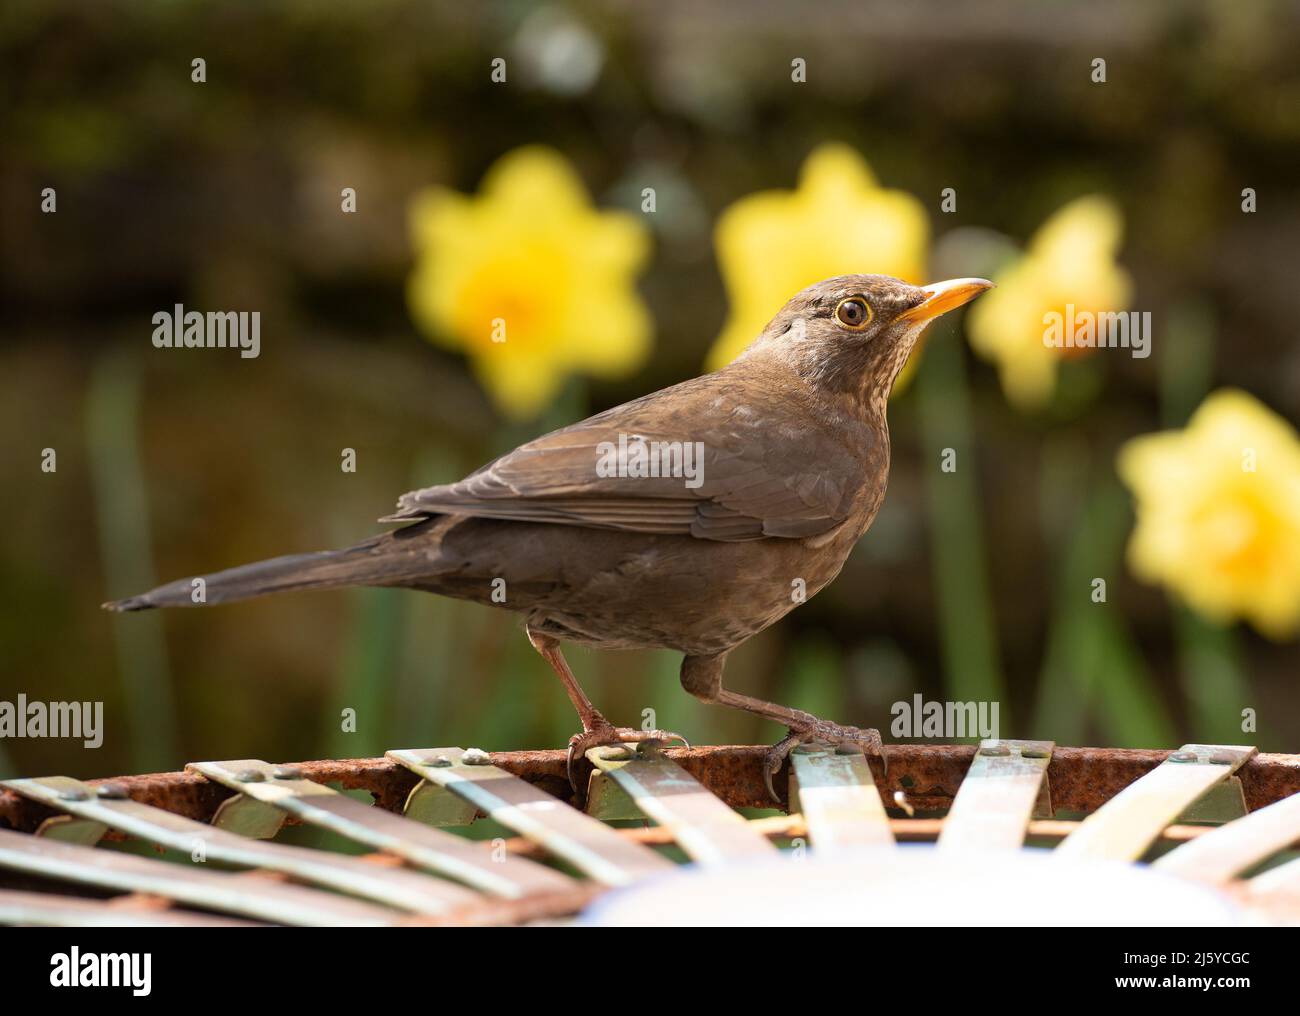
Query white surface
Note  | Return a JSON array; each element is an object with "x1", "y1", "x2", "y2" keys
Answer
[{"x1": 582, "y1": 844, "x2": 1245, "y2": 926}]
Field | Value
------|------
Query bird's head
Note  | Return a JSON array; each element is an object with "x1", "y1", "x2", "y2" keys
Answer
[{"x1": 738, "y1": 274, "x2": 992, "y2": 410}]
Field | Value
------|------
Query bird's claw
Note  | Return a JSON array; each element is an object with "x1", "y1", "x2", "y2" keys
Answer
[
  {"x1": 762, "y1": 722, "x2": 885, "y2": 804},
  {"x1": 565, "y1": 725, "x2": 690, "y2": 794}
]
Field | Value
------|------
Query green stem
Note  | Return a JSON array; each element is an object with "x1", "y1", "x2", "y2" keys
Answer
[
  {"x1": 1175, "y1": 606, "x2": 1250, "y2": 743},
  {"x1": 1032, "y1": 466, "x2": 1175, "y2": 747},
  {"x1": 915, "y1": 327, "x2": 1007, "y2": 719},
  {"x1": 88, "y1": 350, "x2": 178, "y2": 772},
  {"x1": 330, "y1": 586, "x2": 403, "y2": 759}
]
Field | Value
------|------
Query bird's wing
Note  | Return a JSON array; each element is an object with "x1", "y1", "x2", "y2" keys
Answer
[{"x1": 383, "y1": 375, "x2": 871, "y2": 542}]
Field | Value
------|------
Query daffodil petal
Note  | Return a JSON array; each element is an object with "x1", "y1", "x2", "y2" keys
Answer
[
  {"x1": 406, "y1": 146, "x2": 653, "y2": 418},
  {"x1": 706, "y1": 143, "x2": 929, "y2": 371},
  {"x1": 1118, "y1": 389, "x2": 1300, "y2": 640}
]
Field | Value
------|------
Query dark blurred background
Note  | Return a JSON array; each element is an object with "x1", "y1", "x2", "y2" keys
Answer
[{"x1": 2, "y1": 0, "x2": 1299, "y2": 780}]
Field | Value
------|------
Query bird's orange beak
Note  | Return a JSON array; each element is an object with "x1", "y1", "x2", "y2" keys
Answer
[{"x1": 897, "y1": 278, "x2": 994, "y2": 324}]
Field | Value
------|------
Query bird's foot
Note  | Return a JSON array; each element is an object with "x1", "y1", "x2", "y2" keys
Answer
[
  {"x1": 566, "y1": 721, "x2": 690, "y2": 793},
  {"x1": 762, "y1": 719, "x2": 885, "y2": 804}
]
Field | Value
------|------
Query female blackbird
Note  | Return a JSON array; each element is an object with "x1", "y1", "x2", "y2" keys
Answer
[{"x1": 107, "y1": 275, "x2": 992, "y2": 797}]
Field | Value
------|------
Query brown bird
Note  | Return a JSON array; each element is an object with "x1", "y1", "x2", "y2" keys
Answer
[{"x1": 105, "y1": 274, "x2": 991, "y2": 797}]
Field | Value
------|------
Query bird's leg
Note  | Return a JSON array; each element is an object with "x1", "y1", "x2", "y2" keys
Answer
[
  {"x1": 526, "y1": 626, "x2": 689, "y2": 791},
  {"x1": 680, "y1": 654, "x2": 884, "y2": 803}
]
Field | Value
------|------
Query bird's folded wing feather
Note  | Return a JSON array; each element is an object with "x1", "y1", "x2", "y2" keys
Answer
[{"x1": 383, "y1": 379, "x2": 868, "y2": 542}]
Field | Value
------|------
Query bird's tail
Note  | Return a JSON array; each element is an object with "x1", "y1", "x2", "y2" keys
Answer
[{"x1": 102, "y1": 524, "x2": 436, "y2": 612}]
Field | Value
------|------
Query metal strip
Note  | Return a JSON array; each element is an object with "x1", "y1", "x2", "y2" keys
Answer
[
  {"x1": 389, "y1": 747, "x2": 672, "y2": 887},
  {"x1": 35, "y1": 815, "x2": 108, "y2": 845},
  {"x1": 0, "y1": 828, "x2": 399, "y2": 926},
  {"x1": 1176, "y1": 777, "x2": 1248, "y2": 823},
  {"x1": 584, "y1": 771, "x2": 645, "y2": 821},
  {"x1": 586, "y1": 744, "x2": 776, "y2": 865},
  {"x1": 1236, "y1": 857, "x2": 1300, "y2": 925},
  {"x1": 8, "y1": 747, "x2": 1300, "y2": 830},
  {"x1": 0, "y1": 889, "x2": 262, "y2": 928},
  {"x1": 937, "y1": 739, "x2": 1054, "y2": 852},
  {"x1": 1054, "y1": 744, "x2": 1257, "y2": 862},
  {"x1": 188, "y1": 759, "x2": 576, "y2": 898},
  {"x1": 211, "y1": 792, "x2": 286, "y2": 838},
  {"x1": 1154, "y1": 790, "x2": 1300, "y2": 885},
  {"x1": 403, "y1": 781, "x2": 480, "y2": 827},
  {"x1": 3, "y1": 775, "x2": 480, "y2": 915},
  {"x1": 787, "y1": 745, "x2": 893, "y2": 850},
  {"x1": 1242, "y1": 854, "x2": 1300, "y2": 900}
]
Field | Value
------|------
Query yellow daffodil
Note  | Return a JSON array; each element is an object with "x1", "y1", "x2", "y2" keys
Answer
[
  {"x1": 1118, "y1": 389, "x2": 1300, "y2": 639},
  {"x1": 706, "y1": 143, "x2": 929, "y2": 378},
  {"x1": 967, "y1": 196, "x2": 1132, "y2": 410},
  {"x1": 407, "y1": 146, "x2": 652, "y2": 418}
]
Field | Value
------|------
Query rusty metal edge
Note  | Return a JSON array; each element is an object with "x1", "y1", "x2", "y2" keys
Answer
[
  {"x1": 3, "y1": 746, "x2": 1298, "y2": 835},
  {"x1": 500, "y1": 817, "x2": 1217, "y2": 858}
]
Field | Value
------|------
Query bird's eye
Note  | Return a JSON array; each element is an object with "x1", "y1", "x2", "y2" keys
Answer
[{"x1": 835, "y1": 297, "x2": 873, "y2": 330}]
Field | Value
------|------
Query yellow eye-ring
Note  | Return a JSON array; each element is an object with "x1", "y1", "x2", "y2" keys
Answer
[{"x1": 835, "y1": 297, "x2": 873, "y2": 330}]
